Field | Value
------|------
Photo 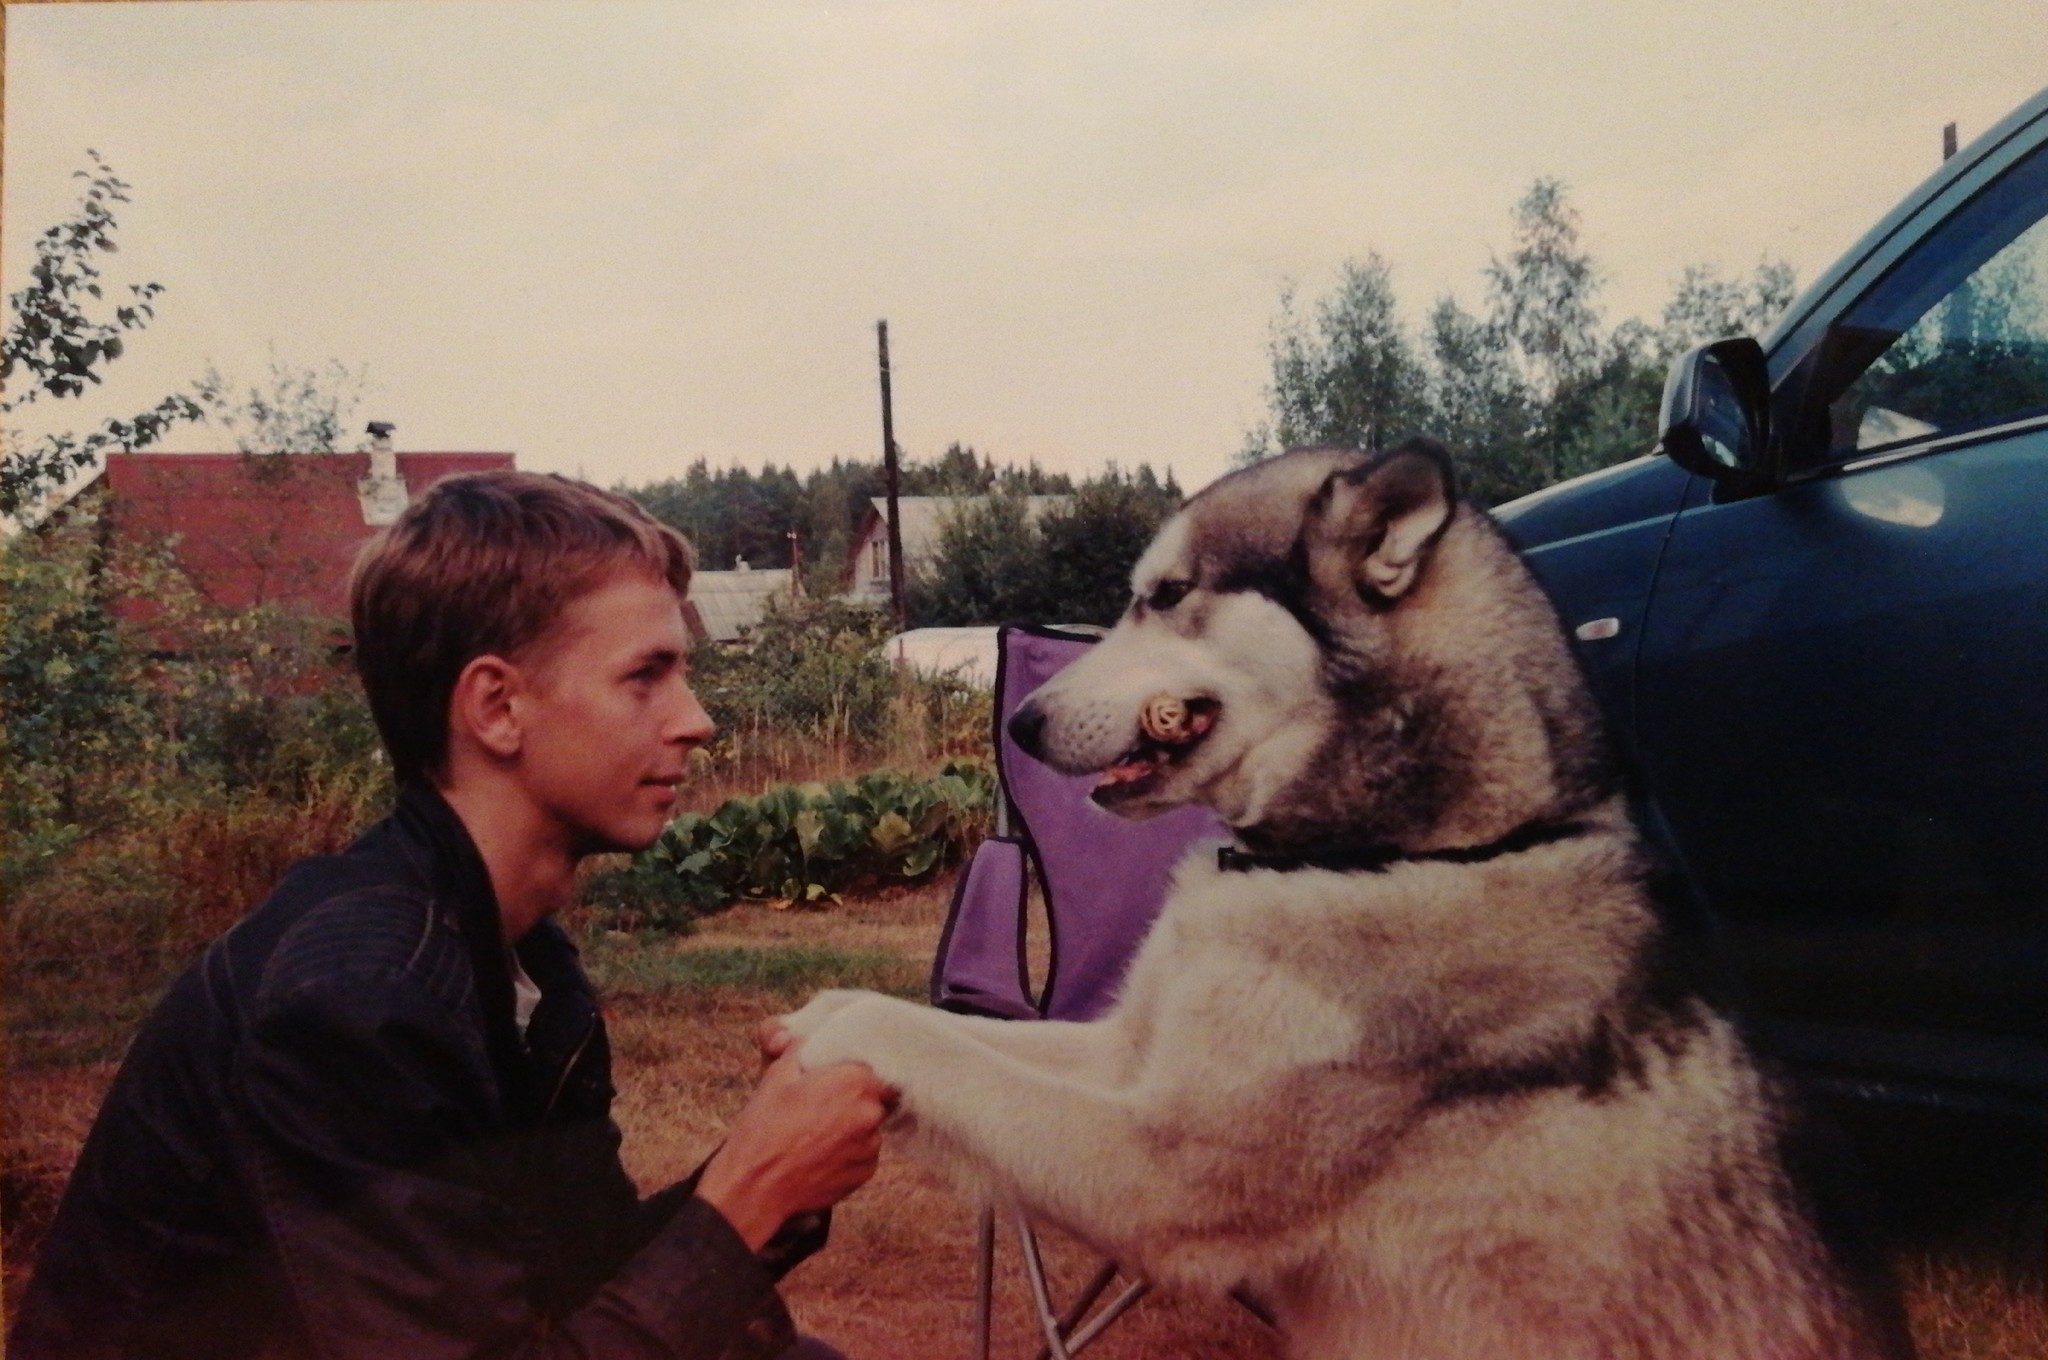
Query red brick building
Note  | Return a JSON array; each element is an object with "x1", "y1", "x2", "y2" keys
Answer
[{"x1": 78, "y1": 449, "x2": 514, "y2": 627}]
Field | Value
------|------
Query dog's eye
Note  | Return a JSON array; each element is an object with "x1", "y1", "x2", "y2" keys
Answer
[{"x1": 1146, "y1": 579, "x2": 1193, "y2": 611}]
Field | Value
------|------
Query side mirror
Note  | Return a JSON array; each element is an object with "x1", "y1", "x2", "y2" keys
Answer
[{"x1": 1658, "y1": 337, "x2": 1772, "y2": 483}]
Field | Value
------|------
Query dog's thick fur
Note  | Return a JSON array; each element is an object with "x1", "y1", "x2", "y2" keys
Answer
[{"x1": 782, "y1": 442, "x2": 1907, "y2": 1359}]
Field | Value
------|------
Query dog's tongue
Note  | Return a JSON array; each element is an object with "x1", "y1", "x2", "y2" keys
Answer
[{"x1": 1097, "y1": 754, "x2": 1157, "y2": 788}]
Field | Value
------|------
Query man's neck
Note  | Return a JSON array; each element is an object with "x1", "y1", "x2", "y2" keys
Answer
[{"x1": 436, "y1": 779, "x2": 578, "y2": 944}]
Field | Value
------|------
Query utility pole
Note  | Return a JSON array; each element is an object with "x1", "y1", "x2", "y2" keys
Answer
[{"x1": 877, "y1": 320, "x2": 906, "y2": 636}]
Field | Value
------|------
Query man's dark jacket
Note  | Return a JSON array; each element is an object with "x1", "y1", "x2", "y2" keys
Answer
[{"x1": 10, "y1": 784, "x2": 816, "y2": 1360}]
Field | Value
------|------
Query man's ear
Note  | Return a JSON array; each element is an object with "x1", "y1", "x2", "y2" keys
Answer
[
  {"x1": 448, "y1": 655, "x2": 524, "y2": 761},
  {"x1": 1304, "y1": 438, "x2": 1458, "y2": 604}
]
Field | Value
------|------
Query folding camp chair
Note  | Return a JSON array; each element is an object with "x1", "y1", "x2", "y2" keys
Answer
[{"x1": 931, "y1": 623, "x2": 1229, "y2": 1360}]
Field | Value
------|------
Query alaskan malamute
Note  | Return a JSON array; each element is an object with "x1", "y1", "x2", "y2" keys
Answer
[{"x1": 781, "y1": 441, "x2": 1908, "y2": 1359}]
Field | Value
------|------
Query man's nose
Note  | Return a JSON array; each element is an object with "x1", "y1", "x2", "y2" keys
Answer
[{"x1": 670, "y1": 680, "x2": 716, "y2": 747}]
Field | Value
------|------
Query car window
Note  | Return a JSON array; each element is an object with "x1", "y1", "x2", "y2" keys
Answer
[
  {"x1": 1788, "y1": 141, "x2": 2048, "y2": 465},
  {"x1": 1832, "y1": 216, "x2": 2048, "y2": 452}
]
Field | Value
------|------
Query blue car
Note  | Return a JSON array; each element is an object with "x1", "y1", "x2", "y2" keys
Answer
[{"x1": 1495, "y1": 85, "x2": 2048, "y2": 1118}]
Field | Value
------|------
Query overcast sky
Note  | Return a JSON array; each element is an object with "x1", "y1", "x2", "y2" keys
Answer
[{"x1": 5, "y1": 0, "x2": 2046, "y2": 503}]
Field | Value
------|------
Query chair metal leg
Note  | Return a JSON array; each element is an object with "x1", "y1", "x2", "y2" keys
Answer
[
  {"x1": 974, "y1": 1207, "x2": 996, "y2": 1360},
  {"x1": 1016, "y1": 1217, "x2": 1152, "y2": 1360},
  {"x1": 976, "y1": 1205, "x2": 1243, "y2": 1359},
  {"x1": 1056, "y1": 1276, "x2": 1150, "y2": 1358},
  {"x1": 1047, "y1": 1260, "x2": 1120, "y2": 1348},
  {"x1": 1016, "y1": 1218, "x2": 1074, "y2": 1360}
]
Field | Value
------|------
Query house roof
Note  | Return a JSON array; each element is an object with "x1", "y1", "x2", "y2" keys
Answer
[
  {"x1": 688, "y1": 566, "x2": 797, "y2": 643},
  {"x1": 97, "y1": 451, "x2": 515, "y2": 622}
]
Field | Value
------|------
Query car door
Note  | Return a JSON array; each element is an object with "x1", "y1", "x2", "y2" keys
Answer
[{"x1": 1635, "y1": 133, "x2": 2048, "y2": 1104}]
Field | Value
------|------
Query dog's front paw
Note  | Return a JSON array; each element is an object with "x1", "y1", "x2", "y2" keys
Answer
[
  {"x1": 793, "y1": 993, "x2": 908, "y2": 1076},
  {"x1": 778, "y1": 988, "x2": 877, "y2": 1046}
]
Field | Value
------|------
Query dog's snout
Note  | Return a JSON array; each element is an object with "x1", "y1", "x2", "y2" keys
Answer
[{"x1": 1007, "y1": 701, "x2": 1048, "y2": 758}]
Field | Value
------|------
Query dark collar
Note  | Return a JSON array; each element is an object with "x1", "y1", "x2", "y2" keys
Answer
[
  {"x1": 393, "y1": 780, "x2": 504, "y2": 935},
  {"x1": 392, "y1": 781, "x2": 538, "y2": 1112},
  {"x1": 1217, "y1": 818, "x2": 1587, "y2": 875},
  {"x1": 391, "y1": 781, "x2": 583, "y2": 987}
]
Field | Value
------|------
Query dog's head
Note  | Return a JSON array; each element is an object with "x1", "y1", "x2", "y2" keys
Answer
[{"x1": 1009, "y1": 439, "x2": 1609, "y2": 849}]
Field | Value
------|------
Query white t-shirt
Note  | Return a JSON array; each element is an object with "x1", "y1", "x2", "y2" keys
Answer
[{"x1": 508, "y1": 950, "x2": 542, "y2": 1037}]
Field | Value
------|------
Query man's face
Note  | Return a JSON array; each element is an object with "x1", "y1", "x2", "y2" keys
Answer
[{"x1": 513, "y1": 570, "x2": 714, "y2": 856}]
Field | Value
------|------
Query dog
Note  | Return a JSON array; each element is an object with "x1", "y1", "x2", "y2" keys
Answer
[{"x1": 779, "y1": 441, "x2": 1909, "y2": 1359}]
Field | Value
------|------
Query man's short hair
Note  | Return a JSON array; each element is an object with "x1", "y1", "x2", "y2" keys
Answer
[{"x1": 349, "y1": 470, "x2": 695, "y2": 784}]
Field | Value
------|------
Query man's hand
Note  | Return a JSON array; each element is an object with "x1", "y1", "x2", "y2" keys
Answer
[{"x1": 694, "y1": 1043, "x2": 893, "y2": 1253}]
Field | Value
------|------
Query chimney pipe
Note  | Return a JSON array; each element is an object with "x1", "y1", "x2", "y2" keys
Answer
[
  {"x1": 366, "y1": 421, "x2": 398, "y2": 481},
  {"x1": 358, "y1": 421, "x2": 407, "y2": 526}
]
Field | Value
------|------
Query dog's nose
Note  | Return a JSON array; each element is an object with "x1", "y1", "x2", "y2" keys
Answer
[{"x1": 1007, "y1": 701, "x2": 1047, "y2": 758}]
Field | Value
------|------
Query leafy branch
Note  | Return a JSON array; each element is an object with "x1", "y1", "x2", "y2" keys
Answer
[{"x1": 2, "y1": 151, "x2": 203, "y2": 520}]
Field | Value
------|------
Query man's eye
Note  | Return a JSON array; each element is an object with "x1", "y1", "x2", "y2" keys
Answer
[{"x1": 1147, "y1": 580, "x2": 1192, "y2": 611}]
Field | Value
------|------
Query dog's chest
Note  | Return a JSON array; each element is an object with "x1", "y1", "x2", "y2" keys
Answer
[{"x1": 1110, "y1": 872, "x2": 1384, "y2": 1079}]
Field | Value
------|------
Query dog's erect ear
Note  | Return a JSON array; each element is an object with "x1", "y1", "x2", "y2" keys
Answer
[{"x1": 1305, "y1": 438, "x2": 1458, "y2": 604}]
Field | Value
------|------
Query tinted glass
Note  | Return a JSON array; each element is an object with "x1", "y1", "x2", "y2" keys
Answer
[{"x1": 1793, "y1": 144, "x2": 2048, "y2": 462}]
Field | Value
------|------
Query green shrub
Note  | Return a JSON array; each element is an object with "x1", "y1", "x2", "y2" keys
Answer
[
  {"x1": 584, "y1": 760, "x2": 993, "y2": 925},
  {"x1": 577, "y1": 855, "x2": 709, "y2": 935},
  {"x1": 156, "y1": 610, "x2": 385, "y2": 797},
  {"x1": 692, "y1": 596, "x2": 897, "y2": 744},
  {"x1": 1, "y1": 511, "x2": 171, "y2": 889},
  {"x1": 2, "y1": 512, "x2": 389, "y2": 898},
  {"x1": 685, "y1": 592, "x2": 994, "y2": 777},
  {"x1": 898, "y1": 668, "x2": 992, "y2": 762}
]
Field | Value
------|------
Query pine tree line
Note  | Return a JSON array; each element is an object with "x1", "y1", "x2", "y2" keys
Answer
[{"x1": 620, "y1": 444, "x2": 1174, "y2": 604}]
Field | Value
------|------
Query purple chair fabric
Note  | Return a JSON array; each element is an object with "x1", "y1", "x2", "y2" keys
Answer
[
  {"x1": 931, "y1": 624, "x2": 1228, "y2": 1022},
  {"x1": 928, "y1": 836, "x2": 1038, "y2": 1020}
]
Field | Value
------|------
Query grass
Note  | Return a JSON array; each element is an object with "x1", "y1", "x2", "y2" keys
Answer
[
  {"x1": 1905, "y1": 1254, "x2": 2048, "y2": 1360},
  {"x1": 585, "y1": 940, "x2": 924, "y2": 1001},
  {"x1": 4, "y1": 872, "x2": 2042, "y2": 1357}
]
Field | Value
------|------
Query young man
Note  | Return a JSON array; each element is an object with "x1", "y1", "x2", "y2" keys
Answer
[{"x1": 10, "y1": 471, "x2": 890, "y2": 1360}]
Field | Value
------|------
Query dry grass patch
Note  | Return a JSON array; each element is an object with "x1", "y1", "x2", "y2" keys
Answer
[
  {"x1": 1902, "y1": 1253, "x2": 2047, "y2": 1360},
  {"x1": 2, "y1": 1061, "x2": 125, "y2": 1310}
]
